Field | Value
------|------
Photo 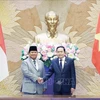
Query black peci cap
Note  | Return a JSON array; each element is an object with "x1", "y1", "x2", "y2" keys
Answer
[{"x1": 29, "y1": 46, "x2": 37, "y2": 53}]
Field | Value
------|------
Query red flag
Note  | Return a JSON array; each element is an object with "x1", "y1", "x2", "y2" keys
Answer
[
  {"x1": 92, "y1": 14, "x2": 100, "y2": 74},
  {"x1": 0, "y1": 22, "x2": 9, "y2": 81},
  {"x1": 0, "y1": 23, "x2": 6, "y2": 53}
]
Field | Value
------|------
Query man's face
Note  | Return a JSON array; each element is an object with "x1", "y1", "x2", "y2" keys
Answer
[
  {"x1": 45, "y1": 14, "x2": 58, "y2": 30},
  {"x1": 29, "y1": 51, "x2": 38, "y2": 60},
  {"x1": 56, "y1": 48, "x2": 66, "y2": 59}
]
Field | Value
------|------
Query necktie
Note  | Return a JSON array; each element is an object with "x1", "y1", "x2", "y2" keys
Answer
[
  {"x1": 33, "y1": 60, "x2": 36, "y2": 66},
  {"x1": 33, "y1": 60, "x2": 38, "y2": 70},
  {"x1": 59, "y1": 59, "x2": 62, "y2": 69}
]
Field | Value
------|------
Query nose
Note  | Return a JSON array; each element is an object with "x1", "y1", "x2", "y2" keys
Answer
[{"x1": 51, "y1": 19, "x2": 54, "y2": 23}]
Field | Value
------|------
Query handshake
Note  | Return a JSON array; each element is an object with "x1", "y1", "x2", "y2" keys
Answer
[{"x1": 37, "y1": 77, "x2": 44, "y2": 84}]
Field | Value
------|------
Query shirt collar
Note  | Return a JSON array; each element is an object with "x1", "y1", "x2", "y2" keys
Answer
[
  {"x1": 59, "y1": 56, "x2": 65, "y2": 61},
  {"x1": 30, "y1": 57, "x2": 37, "y2": 62}
]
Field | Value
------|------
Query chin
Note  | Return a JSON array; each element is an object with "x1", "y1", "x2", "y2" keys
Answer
[
  {"x1": 59, "y1": 57, "x2": 63, "y2": 58},
  {"x1": 31, "y1": 57, "x2": 36, "y2": 59}
]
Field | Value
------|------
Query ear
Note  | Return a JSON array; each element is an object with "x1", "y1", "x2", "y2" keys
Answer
[
  {"x1": 57, "y1": 21, "x2": 59, "y2": 25},
  {"x1": 45, "y1": 16, "x2": 47, "y2": 22},
  {"x1": 57, "y1": 18, "x2": 59, "y2": 25}
]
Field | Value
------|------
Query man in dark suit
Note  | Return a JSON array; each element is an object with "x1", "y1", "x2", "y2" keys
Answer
[{"x1": 38, "y1": 46, "x2": 76, "y2": 95}]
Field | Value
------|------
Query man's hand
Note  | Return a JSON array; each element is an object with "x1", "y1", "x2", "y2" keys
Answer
[
  {"x1": 71, "y1": 88, "x2": 75, "y2": 94},
  {"x1": 37, "y1": 77, "x2": 43, "y2": 84}
]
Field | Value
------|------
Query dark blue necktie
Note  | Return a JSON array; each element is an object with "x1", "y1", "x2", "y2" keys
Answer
[{"x1": 59, "y1": 59, "x2": 62, "y2": 69}]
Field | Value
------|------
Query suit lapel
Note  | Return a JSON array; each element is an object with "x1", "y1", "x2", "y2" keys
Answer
[
  {"x1": 28, "y1": 57, "x2": 38, "y2": 71},
  {"x1": 56, "y1": 58, "x2": 62, "y2": 72},
  {"x1": 62, "y1": 57, "x2": 68, "y2": 73},
  {"x1": 37, "y1": 60, "x2": 41, "y2": 71}
]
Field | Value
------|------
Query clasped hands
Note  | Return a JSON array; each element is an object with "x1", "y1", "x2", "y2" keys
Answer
[{"x1": 37, "y1": 77, "x2": 44, "y2": 84}]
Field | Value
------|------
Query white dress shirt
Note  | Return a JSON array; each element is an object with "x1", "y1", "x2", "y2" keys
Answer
[{"x1": 59, "y1": 57, "x2": 65, "y2": 69}]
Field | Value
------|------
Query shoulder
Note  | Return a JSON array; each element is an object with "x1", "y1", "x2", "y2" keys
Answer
[
  {"x1": 24, "y1": 57, "x2": 29, "y2": 62},
  {"x1": 58, "y1": 33, "x2": 69, "y2": 39},
  {"x1": 58, "y1": 33, "x2": 67, "y2": 37},
  {"x1": 36, "y1": 33, "x2": 47, "y2": 38},
  {"x1": 21, "y1": 58, "x2": 30, "y2": 68},
  {"x1": 38, "y1": 59, "x2": 44, "y2": 64},
  {"x1": 67, "y1": 57, "x2": 74, "y2": 62},
  {"x1": 51, "y1": 58, "x2": 58, "y2": 63},
  {"x1": 22, "y1": 57, "x2": 29, "y2": 64}
]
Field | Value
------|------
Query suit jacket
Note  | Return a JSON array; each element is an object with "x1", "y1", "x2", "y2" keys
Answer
[
  {"x1": 43, "y1": 56, "x2": 76, "y2": 93},
  {"x1": 21, "y1": 57, "x2": 47, "y2": 94}
]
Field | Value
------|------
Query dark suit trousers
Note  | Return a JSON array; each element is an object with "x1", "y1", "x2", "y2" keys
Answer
[
  {"x1": 54, "y1": 91, "x2": 72, "y2": 95},
  {"x1": 54, "y1": 86, "x2": 72, "y2": 95}
]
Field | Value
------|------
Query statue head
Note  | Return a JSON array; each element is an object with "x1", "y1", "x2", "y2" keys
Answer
[{"x1": 45, "y1": 11, "x2": 59, "y2": 38}]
